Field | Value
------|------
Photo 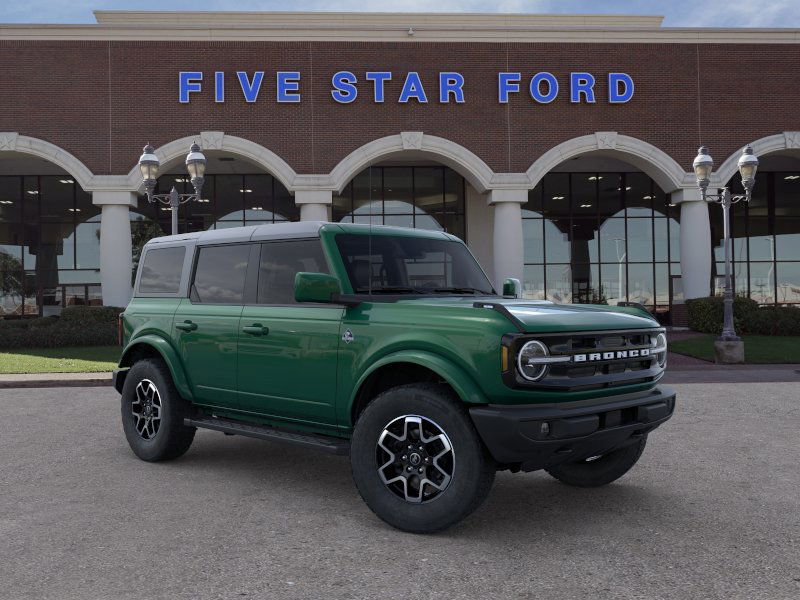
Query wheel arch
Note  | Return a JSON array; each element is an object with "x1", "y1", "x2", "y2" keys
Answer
[
  {"x1": 349, "y1": 351, "x2": 487, "y2": 425},
  {"x1": 119, "y1": 335, "x2": 194, "y2": 401}
]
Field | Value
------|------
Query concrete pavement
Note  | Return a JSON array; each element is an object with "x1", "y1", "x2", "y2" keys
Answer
[{"x1": 0, "y1": 384, "x2": 798, "y2": 599}]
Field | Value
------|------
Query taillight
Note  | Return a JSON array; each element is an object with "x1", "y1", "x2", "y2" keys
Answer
[{"x1": 118, "y1": 313, "x2": 124, "y2": 346}]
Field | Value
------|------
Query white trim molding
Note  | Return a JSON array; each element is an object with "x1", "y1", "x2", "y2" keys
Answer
[
  {"x1": 329, "y1": 132, "x2": 496, "y2": 193},
  {"x1": 123, "y1": 132, "x2": 298, "y2": 193},
  {"x1": 526, "y1": 132, "x2": 692, "y2": 193},
  {"x1": 0, "y1": 133, "x2": 95, "y2": 191},
  {"x1": 712, "y1": 131, "x2": 800, "y2": 187}
]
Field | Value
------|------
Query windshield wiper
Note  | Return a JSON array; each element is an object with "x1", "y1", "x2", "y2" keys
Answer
[
  {"x1": 432, "y1": 287, "x2": 493, "y2": 295},
  {"x1": 354, "y1": 286, "x2": 424, "y2": 294}
]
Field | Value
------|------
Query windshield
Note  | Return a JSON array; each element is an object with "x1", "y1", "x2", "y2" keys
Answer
[{"x1": 335, "y1": 234, "x2": 495, "y2": 295}]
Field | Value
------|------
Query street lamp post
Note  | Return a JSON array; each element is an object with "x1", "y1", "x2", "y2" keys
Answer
[
  {"x1": 692, "y1": 145, "x2": 759, "y2": 356},
  {"x1": 138, "y1": 142, "x2": 207, "y2": 235}
]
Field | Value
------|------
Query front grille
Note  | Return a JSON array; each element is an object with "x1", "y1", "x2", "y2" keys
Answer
[{"x1": 505, "y1": 329, "x2": 665, "y2": 391}]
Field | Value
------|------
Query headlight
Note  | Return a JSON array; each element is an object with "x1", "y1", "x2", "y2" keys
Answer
[
  {"x1": 517, "y1": 340, "x2": 550, "y2": 381},
  {"x1": 652, "y1": 332, "x2": 668, "y2": 368}
]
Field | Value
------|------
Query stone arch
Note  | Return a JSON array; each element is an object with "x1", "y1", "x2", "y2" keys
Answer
[
  {"x1": 0, "y1": 132, "x2": 95, "y2": 190},
  {"x1": 713, "y1": 131, "x2": 800, "y2": 186},
  {"x1": 526, "y1": 132, "x2": 691, "y2": 193},
  {"x1": 328, "y1": 132, "x2": 496, "y2": 194},
  {"x1": 123, "y1": 131, "x2": 298, "y2": 192}
]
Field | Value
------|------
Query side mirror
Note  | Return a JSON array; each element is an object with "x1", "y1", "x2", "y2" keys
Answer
[
  {"x1": 295, "y1": 272, "x2": 342, "y2": 303},
  {"x1": 502, "y1": 278, "x2": 521, "y2": 298}
]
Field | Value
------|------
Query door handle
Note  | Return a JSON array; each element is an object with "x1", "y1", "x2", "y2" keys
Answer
[
  {"x1": 175, "y1": 320, "x2": 198, "y2": 332},
  {"x1": 242, "y1": 324, "x2": 268, "y2": 336}
]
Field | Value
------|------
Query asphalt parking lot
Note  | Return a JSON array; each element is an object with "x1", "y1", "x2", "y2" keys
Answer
[{"x1": 1, "y1": 384, "x2": 798, "y2": 600}]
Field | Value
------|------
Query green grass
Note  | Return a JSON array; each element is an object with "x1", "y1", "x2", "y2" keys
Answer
[
  {"x1": 0, "y1": 346, "x2": 121, "y2": 374},
  {"x1": 670, "y1": 335, "x2": 800, "y2": 364}
]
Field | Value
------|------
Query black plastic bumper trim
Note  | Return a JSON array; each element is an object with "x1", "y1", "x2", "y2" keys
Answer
[
  {"x1": 469, "y1": 386, "x2": 676, "y2": 471},
  {"x1": 112, "y1": 368, "x2": 128, "y2": 394}
]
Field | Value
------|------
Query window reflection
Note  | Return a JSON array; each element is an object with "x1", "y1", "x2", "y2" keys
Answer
[
  {"x1": 334, "y1": 166, "x2": 466, "y2": 240},
  {"x1": 523, "y1": 171, "x2": 679, "y2": 320}
]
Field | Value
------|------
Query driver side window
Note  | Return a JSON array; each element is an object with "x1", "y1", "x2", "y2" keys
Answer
[{"x1": 257, "y1": 239, "x2": 329, "y2": 305}]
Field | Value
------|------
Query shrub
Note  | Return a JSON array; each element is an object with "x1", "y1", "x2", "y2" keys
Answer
[
  {"x1": 0, "y1": 306, "x2": 124, "y2": 349},
  {"x1": 686, "y1": 296, "x2": 758, "y2": 335},
  {"x1": 687, "y1": 296, "x2": 800, "y2": 336}
]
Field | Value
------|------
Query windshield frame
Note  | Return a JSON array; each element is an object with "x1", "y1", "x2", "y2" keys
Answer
[{"x1": 332, "y1": 232, "x2": 497, "y2": 297}]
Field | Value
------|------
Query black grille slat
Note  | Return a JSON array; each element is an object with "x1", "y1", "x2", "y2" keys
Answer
[{"x1": 519, "y1": 329, "x2": 664, "y2": 391}]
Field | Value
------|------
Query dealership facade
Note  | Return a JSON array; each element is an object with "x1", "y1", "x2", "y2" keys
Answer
[{"x1": 0, "y1": 11, "x2": 799, "y2": 321}]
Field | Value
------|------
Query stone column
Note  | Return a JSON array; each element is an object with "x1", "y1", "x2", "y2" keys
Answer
[
  {"x1": 488, "y1": 189, "x2": 527, "y2": 292},
  {"x1": 673, "y1": 188, "x2": 712, "y2": 300},
  {"x1": 296, "y1": 190, "x2": 333, "y2": 222},
  {"x1": 93, "y1": 191, "x2": 137, "y2": 308}
]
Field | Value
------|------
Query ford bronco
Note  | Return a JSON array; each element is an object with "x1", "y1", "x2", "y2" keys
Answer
[{"x1": 114, "y1": 222, "x2": 674, "y2": 533}]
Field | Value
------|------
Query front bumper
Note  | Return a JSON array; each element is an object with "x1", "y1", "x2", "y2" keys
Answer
[{"x1": 469, "y1": 386, "x2": 675, "y2": 472}]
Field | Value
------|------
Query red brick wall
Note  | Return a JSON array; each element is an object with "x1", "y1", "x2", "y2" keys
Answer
[{"x1": 1, "y1": 39, "x2": 798, "y2": 177}]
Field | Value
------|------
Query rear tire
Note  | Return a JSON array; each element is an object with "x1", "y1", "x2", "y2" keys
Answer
[
  {"x1": 350, "y1": 383, "x2": 495, "y2": 534},
  {"x1": 545, "y1": 436, "x2": 647, "y2": 488},
  {"x1": 121, "y1": 358, "x2": 196, "y2": 462}
]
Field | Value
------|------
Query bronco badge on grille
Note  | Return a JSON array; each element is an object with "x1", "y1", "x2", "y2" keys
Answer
[{"x1": 572, "y1": 348, "x2": 651, "y2": 362}]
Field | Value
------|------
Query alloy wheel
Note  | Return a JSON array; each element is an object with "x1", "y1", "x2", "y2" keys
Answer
[
  {"x1": 131, "y1": 379, "x2": 162, "y2": 440},
  {"x1": 376, "y1": 415, "x2": 455, "y2": 503}
]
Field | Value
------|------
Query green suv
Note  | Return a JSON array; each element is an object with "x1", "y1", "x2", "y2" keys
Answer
[{"x1": 114, "y1": 222, "x2": 674, "y2": 533}]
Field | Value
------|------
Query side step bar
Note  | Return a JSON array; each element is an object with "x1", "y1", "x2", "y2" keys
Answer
[{"x1": 184, "y1": 416, "x2": 350, "y2": 455}]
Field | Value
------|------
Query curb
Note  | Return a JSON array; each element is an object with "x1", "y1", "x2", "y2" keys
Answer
[{"x1": 0, "y1": 374, "x2": 113, "y2": 389}]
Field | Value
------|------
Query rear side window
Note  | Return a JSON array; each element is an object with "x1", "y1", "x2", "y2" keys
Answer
[
  {"x1": 192, "y1": 244, "x2": 251, "y2": 304},
  {"x1": 258, "y1": 240, "x2": 328, "y2": 304},
  {"x1": 138, "y1": 246, "x2": 186, "y2": 294}
]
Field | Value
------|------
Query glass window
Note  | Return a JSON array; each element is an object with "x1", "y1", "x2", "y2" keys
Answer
[
  {"x1": 192, "y1": 244, "x2": 249, "y2": 304},
  {"x1": 749, "y1": 262, "x2": 775, "y2": 304},
  {"x1": 215, "y1": 175, "x2": 245, "y2": 222},
  {"x1": 624, "y1": 173, "x2": 652, "y2": 217},
  {"x1": 257, "y1": 240, "x2": 329, "y2": 304},
  {"x1": 628, "y1": 263, "x2": 655, "y2": 307},
  {"x1": 776, "y1": 262, "x2": 800, "y2": 304},
  {"x1": 599, "y1": 218, "x2": 626, "y2": 264},
  {"x1": 626, "y1": 219, "x2": 654, "y2": 263},
  {"x1": 335, "y1": 234, "x2": 493, "y2": 295},
  {"x1": 0, "y1": 176, "x2": 22, "y2": 222},
  {"x1": 544, "y1": 218, "x2": 570, "y2": 263},
  {"x1": 572, "y1": 173, "x2": 598, "y2": 216},
  {"x1": 546, "y1": 264, "x2": 571, "y2": 303},
  {"x1": 384, "y1": 167, "x2": 415, "y2": 214},
  {"x1": 75, "y1": 221, "x2": 101, "y2": 269},
  {"x1": 522, "y1": 264, "x2": 545, "y2": 300},
  {"x1": 542, "y1": 173, "x2": 569, "y2": 218},
  {"x1": 601, "y1": 262, "x2": 627, "y2": 305},
  {"x1": 523, "y1": 219, "x2": 544, "y2": 263},
  {"x1": 139, "y1": 246, "x2": 186, "y2": 294},
  {"x1": 598, "y1": 174, "x2": 623, "y2": 218},
  {"x1": 40, "y1": 176, "x2": 74, "y2": 222}
]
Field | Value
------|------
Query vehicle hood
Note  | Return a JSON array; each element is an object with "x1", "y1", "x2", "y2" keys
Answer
[{"x1": 397, "y1": 297, "x2": 659, "y2": 333}]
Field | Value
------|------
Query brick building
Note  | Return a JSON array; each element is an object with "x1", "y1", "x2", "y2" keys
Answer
[{"x1": 1, "y1": 11, "x2": 799, "y2": 320}]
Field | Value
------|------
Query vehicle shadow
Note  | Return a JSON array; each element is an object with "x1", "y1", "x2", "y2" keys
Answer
[{"x1": 164, "y1": 430, "x2": 683, "y2": 539}]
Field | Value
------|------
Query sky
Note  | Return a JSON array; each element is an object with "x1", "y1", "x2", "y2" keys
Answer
[{"x1": 1, "y1": 0, "x2": 799, "y2": 27}]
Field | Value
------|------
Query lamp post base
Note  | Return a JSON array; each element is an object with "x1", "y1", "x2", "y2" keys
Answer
[{"x1": 714, "y1": 339, "x2": 745, "y2": 364}]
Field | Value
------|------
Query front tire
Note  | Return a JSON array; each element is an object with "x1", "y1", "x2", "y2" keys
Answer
[
  {"x1": 545, "y1": 436, "x2": 647, "y2": 488},
  {"x1": 350, "y1": 383, "x2": 495, "y2": 534},
  {"x1": 121, "y1": 358, "x2": 196, "y2": 462}
]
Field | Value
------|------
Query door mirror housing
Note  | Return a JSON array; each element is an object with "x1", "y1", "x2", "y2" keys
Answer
[
  {"x1": 295, "y1": 272, "x2": 342, "y2": 303},
  {"x1": 502, "y1": 278, "x2": 521, "y2": 298}
]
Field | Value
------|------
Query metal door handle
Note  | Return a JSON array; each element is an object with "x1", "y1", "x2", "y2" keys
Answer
[
  {"x1": 175, "y1": 320, "x2": 198, "y2": 332},
  {"x1": 242, "y1": 324, "x2": 268, "y2": 336}
]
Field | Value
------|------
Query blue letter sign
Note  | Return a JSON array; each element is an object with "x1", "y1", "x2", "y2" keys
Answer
[
  {"x1": 529, "y1": 72, "x2": 558, "y2": 104},
  {"x1": 439, "y1": 72, "x2": 465, "y2": 103},
  {"x1": 331, "y1": 71, "x2": 358, "y2": 103},
  {"x1": 608, "y1": 73, "x2": 634, "y2": 104},
  {"x1": 237, "y1": 71, "x2": 264, "y2": 103},
  {"x1": 179, "y1": 72, "x2": 203, "y2": 103},
  {"x1": 277, "y1": 72, "x2": 301, "y2": 103},
  {"x1": 498, "y1": 73, "x2": 521, "y2": 103},
  {"x1": 399, "y1": 72, "x2": 428, "y2": 103}
]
